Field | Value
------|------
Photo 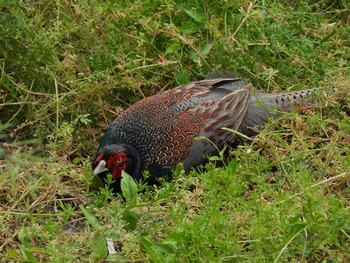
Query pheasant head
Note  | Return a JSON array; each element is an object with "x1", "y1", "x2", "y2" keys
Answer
[{"x1": 92, "y1": 144, "x2": 141, "y2": 182}]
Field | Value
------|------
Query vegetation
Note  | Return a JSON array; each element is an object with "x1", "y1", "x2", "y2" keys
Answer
[{"x1": 1, "y1": 0, "x2": 350, "y2": 262}]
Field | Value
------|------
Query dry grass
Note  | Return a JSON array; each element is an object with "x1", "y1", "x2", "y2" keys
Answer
[{"x1": 1, "y1": 0, "x2": 350, "y2": 261}]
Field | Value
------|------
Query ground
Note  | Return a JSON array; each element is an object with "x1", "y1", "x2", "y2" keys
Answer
[{"x1": 1, "y1": 1, "x2": 350, "y2": 262}]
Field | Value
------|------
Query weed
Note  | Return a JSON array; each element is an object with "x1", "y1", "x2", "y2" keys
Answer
[{"x1": 1, "y1": 0, "x2": 350, "y2": 262}]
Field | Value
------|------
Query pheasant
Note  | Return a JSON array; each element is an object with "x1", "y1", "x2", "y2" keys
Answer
[{"x1": 92, "y1": 77, "x2": 326, "y2": 191}]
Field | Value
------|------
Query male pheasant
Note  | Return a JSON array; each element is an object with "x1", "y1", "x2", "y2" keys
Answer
[{"x1": 92, "y1": 77, "x2": 324, "y2": 191}]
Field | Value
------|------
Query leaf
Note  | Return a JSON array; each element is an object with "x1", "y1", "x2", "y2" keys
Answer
[
  {"x1": 184, "y1": 9, "x2": 206, "y2": 23},
  {"x1": 122, "y1": 210, "x2": 139, "y2": 231},
  {"x1": 288, "y1": 214, "x2": 302, "y2": 225},
  {"x1": 18, "y1": 227, "x2": 28, "y2": 243},
  {"x1": 175, "y1": 72, "x2": 190, "y2": 85},
  {"x1": 288, "y1": 223, "x2": 306, "y2": 237},
  {"x1": 121, "y1": 171, "x2": 138, "y2": 205},
  {"x1": 141, "y1": 236, "x2": 153, "y2": 251},
  {"x1": 227, "y1": 159, "x2": 238, "y2": 174},
  {"x1": 72, "y1": 157, "x2": 84, "y2": 164},
  {"x1": 90, "y1": 175, "x2": 105, "y2": 191},
  {"x1": 189, "y1": 44, "x2": 213, "y2": 64},
  {"x1": 179, "y1": 24, "x2": 198, "y2": 34},
  {"x1": 218, "y1": 145, "x2": 226, "y2": 158},
  {"x1": 141, "y1": 236, "x2": 173, "y2": 261},
  {"x1": 199, "y1": 218, "x2": 210, "y2": 232},
  {"x1": 19, "y1": 246, "x2": 38, "y2": 263},
  {"x1": 189, "y1": 50, "x2": 200, "y2": 63},
  {"x1": 44, "y1": 218, "x2": 60, "y2": 234},
  {"x1": 92, "y1": 231, "x2": 108, "y2": 260},
  {"x1": 141, "y1": 236, "x2": 158, "y2": 260},
  {"x1": 30, "y1": 246, "x2": 46, "y2": 255},
  {"x1": 162, "y1": 232, "x2": 184, "y2": 246},
  {"x1": 6, "y1": 248, "x2": 19, "y2": 258},
  {"x1": 172, "y1": 163, "x2": 184, "y2": 178},
  {"x1": 165, "y1": 43, "x2": 181, "y2": 55},
  {"x1": 199, "y1": 44, "x2": 213, "y2": 57},
  {"x1": 208, "y1": 156, "x2": 221, "y2": 161},
  {"x1": 80, "y1": 204, "x2": 102, "y2": 230},
  {"x1": 152, "y1": 243, "x2": 173, "y2": 254}
]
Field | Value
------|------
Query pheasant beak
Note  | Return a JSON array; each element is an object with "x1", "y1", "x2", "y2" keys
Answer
[{"x1": 93, "y1": 160, "x2": 109, "y2": 176}]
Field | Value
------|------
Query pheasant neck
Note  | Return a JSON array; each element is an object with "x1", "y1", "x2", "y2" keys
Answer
[{"x1": 120, "y1": 144, "x2": 142, "y2": 180}]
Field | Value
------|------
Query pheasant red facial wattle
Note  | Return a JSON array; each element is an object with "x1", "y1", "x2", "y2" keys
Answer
[{"x1": 92, "y1": 77, "x2": 327, "y2": 191}]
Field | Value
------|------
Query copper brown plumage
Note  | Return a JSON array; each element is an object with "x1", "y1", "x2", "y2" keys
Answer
[{"x1": 92, "y1": 77, "x2": 326, "y2": 191}]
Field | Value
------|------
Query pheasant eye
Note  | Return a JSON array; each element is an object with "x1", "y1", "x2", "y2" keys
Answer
[{"x1": 117, "y1": 157, "x2": 123, "y2": 163}]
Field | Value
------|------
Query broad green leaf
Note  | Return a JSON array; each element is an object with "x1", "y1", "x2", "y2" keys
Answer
[
  {"x1": 189, "y1": 44, "x2": 213, "y2": 63},
  {"x1": 30, "y1": 246, "x2": 46, "y2": 255},
  {"x1": 165, "y1": 43, "x2": 181, "y2": 55},
  {"x1": 184, "y1": 9, "x2": 206, "y2": 23},
  {"x1": 209, "y1": 156, "x2": 221, "y2": 161},
  {"x1": 152, "y1": 243, "x2": 173, "y2": 254},
  {"x1": 199, "y1": 218, "x2": 210, "y2": 232},
  {"x1": 288, "y1": 223, "x2": 306, "y2": 237},
  {"x1": 189, "y1": 50, "x2": 200, "y2": 63},
  {"x1": 219, "y1": 145, "x2": 226, "y2": 158},
  {"x1": 141, "y1": 236, "x2": 173, "y2": 260},
  {"x1": 72, "y1": 157, "x2": 84, "y2": 164},
  {"x1": 44, "y1": 218, "x2": 60, "y2": 234},
  {"x1": 227, "y1": 159, "x2": 238, "y2": 174},
  {"x1": 19, "y1": 246, "x2": 38, "y2": 263},
  {"x1": 199, "y1": 44, "x2": 213, "y2": 57},
  {"x1": 162, "y1": 232, "x2": 184, "y2": 246},
  {"x1": 179, "y1": 24, "x2": 198, "y2": 34},
  {"x1": 92, "y1": 231, "x2": 108, "y2": 260},
  {"x1": 6, "y1": 248, "x2": 19, "y2": 258},
  {"x1": 90, "y1": 175, "x2": 104, "y2": 191},
  {"x1": 122, "y1": 210, "x2": 139, "y2": 231},
  {"x1": 172, "y1": 163, "x2": 184, "y2": 177},
  {"x1": 18, "y1": 227, "x2": 28, "y2": 243},
  {"x1": 141, "y1": 236, "x2": 153, "y2": 250},
  {"x1": 141, "y1": 236, "x2": 158, "y2": 260},
  {"x1": 175, "y1": 72, "x2": 190, "y2": 85},
  {"x1": 288, "y1": 214, "x2": 302, "y2": 225},
  {"x1": 80, "y1": 204, "x2": 102, "y2": 230},
  {"x1": 121, "y1": 171, "x2": 138, "y2": 205}
]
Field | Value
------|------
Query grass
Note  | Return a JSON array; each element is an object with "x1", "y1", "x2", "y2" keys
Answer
[{"x1": 1, "y1": 0, "x2": 350, "y2": 262}]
